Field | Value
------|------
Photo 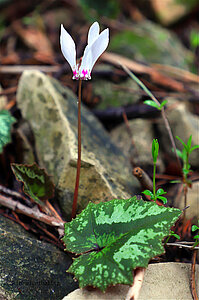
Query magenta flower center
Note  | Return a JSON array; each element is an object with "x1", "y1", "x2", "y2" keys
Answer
[{"x1": 82, "y1": 69, "x2": 88, "y2": 77}]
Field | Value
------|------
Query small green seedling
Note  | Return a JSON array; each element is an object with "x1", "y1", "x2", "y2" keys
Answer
[
  {"x1": 144, "y1": 99, "x2": 167, "y2": 111},
  {"x1": 192, "y1": 221, "x2": 199, "y2": 248},
  {"x1": 175, "y1": 135, "x2": 199, "y2": 183},
  {"x1": 142, "y1": 139, "x2": 167, "y2": 204},
  {"x1": 164, "y1": 230, "x2": 180, "y2": 245}
]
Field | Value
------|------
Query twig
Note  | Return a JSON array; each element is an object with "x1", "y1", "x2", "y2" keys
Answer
[
  {"x1": 46, "y1": 200, "x2": 63, "y2": 223},
  {"x1": 166, "y1": 241, "x2": 199, "y2": 250},
  {"x1": 0, "y1": 184, "x2": 30, "y2": 205},
  {"x1": 71, "y1": 79, "x2": 82, "y2": 219},
  {"x1": 191, "y1": 250, "x2": 199, "y2": 300},
  {"x1": 133, "y1": 167, "x2": 153, "y2": 191},
  {"x1": 0, "y1": 86, "x2": 17, "y2": 96},
  {"x1": 0, "y1": 65, "x2": 59, "y2": 74},
  {"x1": 125, "y1": 267, "x2": 146, "y2": 300},
  {"x1": 0, "y1": 194, "x2": 64, "y2": 230}
]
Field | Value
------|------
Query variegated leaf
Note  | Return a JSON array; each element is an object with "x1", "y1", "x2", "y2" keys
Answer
[{"x1": 62, "y1": 196, "x2": 181, "y2": 291}]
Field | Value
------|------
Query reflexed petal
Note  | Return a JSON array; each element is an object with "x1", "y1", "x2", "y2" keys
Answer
[
  {"x1": 87, "y1": 22, "x2": 100, "y2": 46},
  {"x1": 60, "y1": 24, "x2": 76, "y2": 71},
  {"x1": 89, "y1": 28, "x2": 109, "y2": 71},
  {"x1": 80, "y1": 28, "x2": 109, "y2": 79},
  {"x1": 80, "y1": 22, "x2": 100, "y2": 68}
]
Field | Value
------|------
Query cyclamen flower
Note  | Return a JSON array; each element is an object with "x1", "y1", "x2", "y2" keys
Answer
[{"x1": 60, "y1": 22, "x2": 109, "y2": 80}]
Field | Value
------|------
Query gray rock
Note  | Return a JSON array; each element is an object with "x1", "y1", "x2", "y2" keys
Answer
[
  {"x1": 62, "y1": 262, "x2": 199, "y2": 300},
  {"x1": 0, "y1": 215, "x2": 78, "y2": 300},
  {"x1": 16, "y1": 70, "x2": 139, "y2": 217},
  {"x1": 111, "y1": 118, "x2": 165, "y2": 172},
  {"x1": 157, "y1": 98, "x2": 199, "y2": 169},
  {"x1": 92, "y1": 73, "x2": 140, "y2": 110},
  {"x1": 109, "y1": 20, "x2": 193, "y2": 70}
]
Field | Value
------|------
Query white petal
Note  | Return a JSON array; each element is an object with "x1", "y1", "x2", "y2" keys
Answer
[
  {"x1": 60, "y1": 24, "x2": 76, "y2": 71},
  {"x1": 81, "y1": 28, "x2": 109, "y2": 74},
  {"x1": 80, "y1": 22, "x2": 100, "y2": 67},
  {"x1": 87, "y1": 22, "x2": 100, "y2": 46}
]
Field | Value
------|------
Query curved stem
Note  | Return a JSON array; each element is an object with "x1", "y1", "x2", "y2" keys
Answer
[
  {"x1": 121, "y1": 64, "x2": 182, "y2": 172},
  {"x1": 71, "y1": 79, "x2": 82, "y2": 220}
]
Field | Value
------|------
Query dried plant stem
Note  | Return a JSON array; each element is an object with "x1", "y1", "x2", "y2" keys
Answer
[
  {"x1": 133, "y1": 167, "x2": 153, "y2": 191},
  {"x1": 121, "y1": 64, "x2": 181, "y2": 171},
  {"x1": 125, "y1": 267, "x2": 146, "y2": 300},
  {"x1": 182, "y1": 185, "x2": 188, "y2": 229},
  {"x1": 0, "y1": 194, "x2": 64, "y2": 229},
  {"x1": 191, "y1": 250, "x2": 198, "y2": 300},
  {"x1": 71, "y1": 79, "x2": 82, "y2": 220}
]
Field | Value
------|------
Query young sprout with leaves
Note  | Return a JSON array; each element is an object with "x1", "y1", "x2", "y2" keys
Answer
[
  {"x1": 142, "y1": 139, "x2": 167, "y2": 204},
  {"x1": 176, "y1": 135, "x2": 199, "y2": 183},
  {"x1": 172, "y1": 135, "x2": 199, "y2": 223},
  {"x1": 60, "y1": 22, "x2": 109, "y2": 219}
]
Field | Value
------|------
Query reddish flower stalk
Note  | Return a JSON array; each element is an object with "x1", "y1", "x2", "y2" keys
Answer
[{"x1": 71, "y1": 79, "x2": 82, "y2": 219}]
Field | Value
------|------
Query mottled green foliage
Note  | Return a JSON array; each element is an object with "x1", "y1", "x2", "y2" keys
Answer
[
  {"x1": 11, "y1": 163, "x2": 54, "y2": 206},
  {"x1": 0, "y1": 110, "x2": 16, "y2": 153},
  {"x1": 62, "y1": 196, "x2": 181, "y2": 290}
]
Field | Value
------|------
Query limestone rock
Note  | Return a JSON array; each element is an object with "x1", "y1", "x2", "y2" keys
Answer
[
  {"x1": 16, "y1": 70, "x2": 139, "y2": 217},
  {"x1": 111, "y1": 118, "x2": 165, "y2": 173},
  {"x1": 62, "y1": 262, "x2": 199, "y2": 300},
  {"x1": 0, "y1": 215, "x2": 78, "y2": 300}
]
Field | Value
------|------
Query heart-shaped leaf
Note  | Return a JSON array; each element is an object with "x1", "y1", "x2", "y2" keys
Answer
[
  {"x1": 62, "y1": 196, "x2": 181, "y2": 291},
  {"x1": 11, "y1": 163, "x2": 54, "y2": 206},
  {"x1": 0, "y1": 110, "x2": 16, "y2": 153}
]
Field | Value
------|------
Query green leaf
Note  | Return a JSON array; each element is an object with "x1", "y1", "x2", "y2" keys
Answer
[
  {"x1": 142, "y1": 190, "x2": 153, "y2": 197},
  {"x1": 152, "y1": 139, "x2": 159, "y2": 163},
  {"x1": 0, "y1": 110, "x2": 16, "y2": 153},
  {"x1": 175, "y1": 148, "x2": 183, "y2": 159},
  {"x1": 192, "y1": 225, "x2": 199, "y2": 232},
  {"x1": 190, "y1": 145, "x2": 199, "y2": 153},
  {"x1": 11, "y1": 163, "x2": 54, "y2": 206},
  {"x1": 144, "y1": 100, "x2": 160, "y2": 110},
  {"x1": 159, "y1": 100, "x2": 167, "y2": 109},
  {"x1": 182, "y1": 148, "x2": 187, "y2": 160},
  {"x1": 157, "y1": 196, "x2": 167, "y2": 204},
  {"x1": 176, "y1": 136, "x2": 187, "y2": 151},
  {"x1": 187, "y1": 135, "x2": 192, "y2": 151},
  {"x1": 62, "y1": 196, "x2": 181, "y2": 291},
  {"x1": 172, "y1": 233, "x2": 180, "y2": 240},
  {"x1": 170, "y1": 180, "x2": 181, "y2": 184},
  {"x1": 156, "y1": 188, "x2": 167, "y2": 196}
]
